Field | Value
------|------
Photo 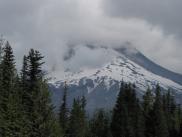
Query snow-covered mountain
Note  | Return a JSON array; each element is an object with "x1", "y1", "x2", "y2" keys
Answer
[{"x1": 48, "y1": 47, "x2": 182, "y2": 112}]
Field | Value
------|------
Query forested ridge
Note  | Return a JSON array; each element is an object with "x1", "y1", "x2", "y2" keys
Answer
[{"x1": 0, "y1": 40, "x2": 182, "y2": 137}]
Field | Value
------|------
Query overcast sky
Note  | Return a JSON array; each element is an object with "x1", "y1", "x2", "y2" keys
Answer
[{"x1": 0, "y1": 0, "x2": 182, "y2": 74}]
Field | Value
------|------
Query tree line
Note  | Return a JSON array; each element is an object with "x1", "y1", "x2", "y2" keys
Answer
[
  {"x1": 59, "y1": 81, "x2": 182, "y2": 137},
  {"x1": 0, "y1": 41, "x2": 61, "y2": 136},
  {"x1": 0, "y1": 40, "x2": 182, "y2": 137}
]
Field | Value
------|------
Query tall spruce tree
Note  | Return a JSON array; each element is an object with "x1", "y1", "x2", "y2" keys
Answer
[
  {"x1": 20, "y1": 55, "x2": 30, "y2": 112},
  {"x1": 133, "y1": 99, "x2": 145, "y2": 137},
  {"x1": 0, "y1": 42, "x2": 25, "y2": 137},
  {"x1": 151, "y1": 84, "x2": 169, "y2": 137},
  {"x1": 21, "y1": 49, "x2": 62, "y2": 137},
  {"x1": 89, "y1": 109, "x2": 111, "y2": 137},
  {"x1": 68, "y1": 96, "x2": 87, "y2": 137},
  {"x1": 59, "y1": 81, "x2": 69, "y2": 132},
  {"x1": 142, "y1": 87, "x2": 154, "y2": 137},
  {"x1": 179, "y1": 122, "x2": 182, "y2": 137},
  {"x1": 111, "y1": 82, "x2": 144, "y2": 137},
  {"x1": 110, "y1": 81, "x2": 126, "y2": 137},
  {"x1": 162, "y1": 90, "x2": 179, "y2": 137},
  {"x1": 21, "y1": 56, "x2": 29, "y2": 89},
  {"x1": 0, "y1": 36, "x2": 4, "y2": 105},
  {"x1": 0, "y1": 35, "x2": 4, "y2": 62},
  {"x1": 143, "y1": 87, "x2": 154, "y2": 114},
  {"x1": 0, "y1": 42, "x2": 15, "y2": 95},
  {"x1": 177, "y1": 105, "x2": 182, "y2": 136}
]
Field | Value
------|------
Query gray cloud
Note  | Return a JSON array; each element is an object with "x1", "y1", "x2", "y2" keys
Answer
[
  {"x1": 103, "y1": 0, "x2": 182, "y2": 38},
  {"x1": 63, "y1": 47, "x2": 76, "y2": 61},
  {"x1": 85, "y1": 44, "x2": 97, "y2": 50},
  {"x1": 0, "y1": 0, "x2": 181, "y2": 74}
]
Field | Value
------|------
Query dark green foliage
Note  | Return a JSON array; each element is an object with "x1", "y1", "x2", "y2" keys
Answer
[
  {"x1": 179, "y1": 122, "x2": 182, "y2": 137},
  {"x1": 0, "y1": 42, "x2": 26, "y2": 137},
  {"x1": 110, "y1": 81, "x2": 126, "y2": 137},
  {"x1": 21, "y1": 49, "x2": 61, "y2": 137},
  {"x1": 162, "y1": 91, "x2": 182, "y2": 137},
  {"x1": 20, "y1": 55, "x2": 30, "y2": 115},
  {"x1": 21, "y1": 55, "x2": 29, "y2": 89},
  {"x1": 0, "y1": 36, "x2": 4, "y2": 84},
  {"x1": 151, "y1": 84, "x2": 169, "y2": 137},
  {"x1": 111, "y1": 82, "x2": 144, "y2": 137},
  {"x1": 110, "y1": 83, "x2": 182, "y2": 137},
  {"x1": 26, "y1": 49, "x2": 44, "y2": 88},
  {"x1": 143, "y1": 87, "x2": 154, "y2": 114},
  {"x1": 0, "y1": 44, "x2": 63, "y2": 136},
  {"x1": 1, "y1": 42, "x2": 16, "y2": 93},
  {"x1": 0, "y1": 35, "x2": 4, "y2": 62},
  {"x1": 89, "y1": 109, "x2": 112, "y2": 137},
  {"x1": 59, "y1": 82, "x2": 69, "y2": 132},
  {"x1": 178, "y1": 105, "x2": 182, "y2": 137},
  {"x1": 0, "y1": 39, "x2": 182, "y2": 137},
  {"x1": 142, "y1": 87, "x2": 154, "y2": 137},
  {"x1": 68, "y1": 96, "x2": 87, "y2": 137}
]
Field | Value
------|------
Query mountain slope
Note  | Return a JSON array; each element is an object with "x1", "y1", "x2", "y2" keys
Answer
[
  {"x1": 48, "y1": 48, "x2": 182, "y2": 112},
  {"x1": 114, "y1": 47, "x2": 182, "y2": 85}
]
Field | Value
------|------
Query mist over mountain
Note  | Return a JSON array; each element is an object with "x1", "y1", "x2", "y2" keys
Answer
[
  {"x1": 48, "y1": 46, "x2": 182, "y2": 112},
  {"x1": 114, "y1": 46, "x2": 182, "y2": 85}
]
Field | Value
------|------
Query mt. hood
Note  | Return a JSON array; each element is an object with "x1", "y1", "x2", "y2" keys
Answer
[{"x1": 48, "y1": 46, "x2": 182, "y2": 112}]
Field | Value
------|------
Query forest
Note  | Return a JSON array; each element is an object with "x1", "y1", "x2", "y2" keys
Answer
[{"x1": 0, "y1": 41, "x2": 182, "y2": 137}]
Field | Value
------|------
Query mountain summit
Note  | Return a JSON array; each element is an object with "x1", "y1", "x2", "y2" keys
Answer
[{"x1": 48, "y1": 46, "x2": 182, "y2": 112}]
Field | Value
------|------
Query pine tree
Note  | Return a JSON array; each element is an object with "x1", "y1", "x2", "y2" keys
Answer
[
  {"x1": 59, "y1": 81, "x2": 69, "y2": 133},
  {"x1": 143, "y1": 87, "x2": 154, "y2": 114},
  {"x1": 179, "y1": 122, "x2": 182, "y2": 137},
  {"x1": 0, "y1": 35, "x2": 4, "y2": 62},
  {"x1": 134, "y1": 99, "x2": 145, "y2": 137},
  {"x1": 89, "y1": 109, "x2": 111, "y2": 137},
  {"x1": 27, "y1": 49, "x2": 44, "y2": 88},
  {"x1": 81, "y1": 95, "x2": 86, "y2": 112},
  {"x1": 21, "y1": 55, "x2": 29, "y2": 89},
  {"x1": 20, "y1": 55, "x2": 30, "y2": 113},
  {"x1": 0, "y1": 36, "x2": 4, "y2": 106},
  {"x1": 111, "y1": 82, "x2": 144, "y2": 137},
  {"x1": 0, "y1": 41, "x2": 15, "y2": 94},
  {"x1": 129, "y1": 84, "x2": 144, "y2": 137},
  {"x1": 111, "y1": 81, "x2": 127, "y2": 137},
  {"x1": 143, "y1": 87, "x2": 154, "y2": 137},
  {"x1": 0, "y1": 42, "x2": 25, "y2": 137},
  {"x1": 151, "y1": 84, "x2": 169, "y2": 137},
  {"x1": 177, "y1": 105, "x2": 182, "y2": 136},
  {"x1": 21, "y1": 49, "x2": 62, "y2": 137},
  {"x1": 68, "y1": 97, "x2": 87, "y2": 137},
  {"x1": 162, "y1": 90, "x2": 179, "y2": 137}
]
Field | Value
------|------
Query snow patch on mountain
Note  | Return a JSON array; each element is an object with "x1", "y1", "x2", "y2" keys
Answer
[{"x1": 49, "y1": 54, "x2": 182, "y2": 93}]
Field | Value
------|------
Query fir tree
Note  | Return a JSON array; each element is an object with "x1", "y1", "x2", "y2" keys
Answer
[
  {"x1": 89, "y1": 109, "x2": 111, "y2": 137},
  {"x1": 110, "y1": 81, "x2": 127, "y2": 137},
  {"x1": 59, "y1": 81, "x2": 69, "y2": 132},
  {"x1": 0, "y1": 35, "x2": 4, "y2": 62},
  {"x1": 151, "y1": 84, "x2": 169, "y2": 137},
  {"x1": 68, "y1": 97, "x2": 87, "y2": 137},
  {"x1": 0, "y1": 42, "x2": 25, "y2": 137},
  {"x1": 0, "y1": 41, "x2": 16, "y2": 94},
  {"x1": 162, "y1": 90, "x2": 179, "y2": 137},
  {"x1": 0, "y1": 36, "x2": 4, "y2": 105},
  {"x1": 134, "y1": 99, "x2": 145, "y2": 137},
  {"x1": 21, "y1": 55, "x2": 29, "y2": 89},
  {"x1": 20, "y1": 55, "x2": 30, "y2": 112},
  {"x1": 179, "y1": 122, "x2": 182, "y2": 137},
  {"x1": 143, "y1": 87, "x2": 154, "y2": 114},
  {"x1": 142, "y1": 87, "x2": 154, "y2": 137},
  {"x1": 177, "y1": 105, "x2": 182, "y2": 136},
  {"x1": 111, "y1": 82, "x2": 144, "y2": 137},
  {"x1": 21, "y1": 49, "x2": 61, "y2": 137}
]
